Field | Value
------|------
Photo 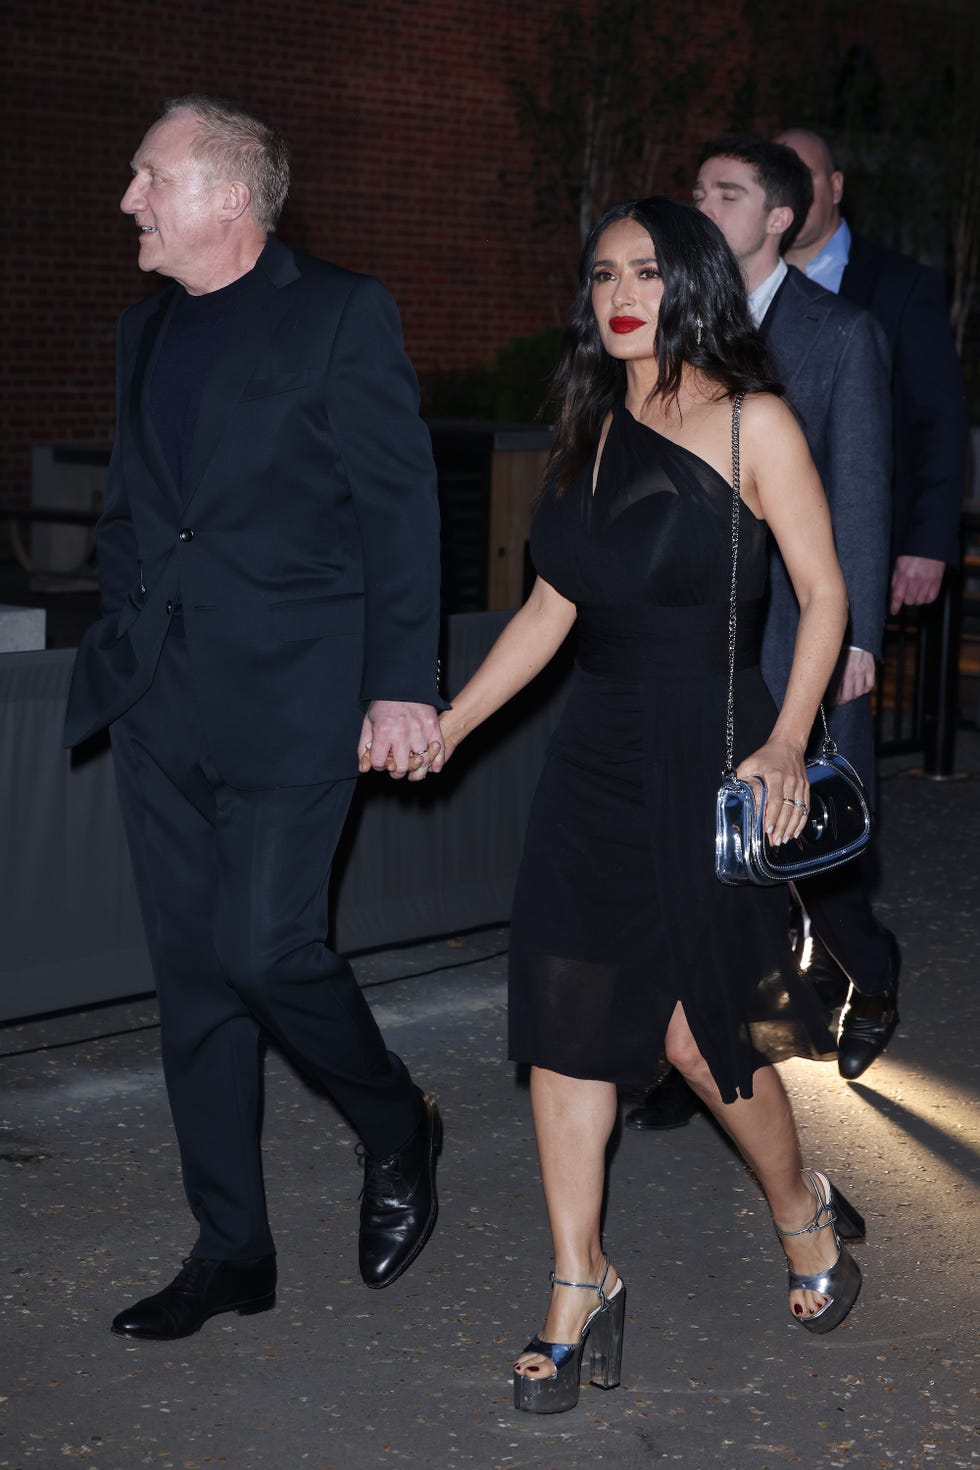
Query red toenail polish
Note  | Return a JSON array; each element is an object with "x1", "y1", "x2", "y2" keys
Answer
[{"x1": 793, "y1": 1304, "x2": 803, "y2": 1316}]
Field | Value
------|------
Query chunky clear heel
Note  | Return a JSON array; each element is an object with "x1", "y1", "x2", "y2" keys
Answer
[
  {"x1": 774, "y1": 1168, "x2": 863, "y2": 1335},
  {"x1": 513, "y1": 1258, "x2": 626, "y2": 1414}
]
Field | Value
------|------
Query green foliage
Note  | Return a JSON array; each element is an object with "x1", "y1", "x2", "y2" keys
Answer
[
  {"x1": 509, "y1": 1, "x2": 705, "y2": 248},
  {"x1": 421, "y1": 328, "x2": 564, "y2": 424},
  {"x1": 735, "y1": 0, "x2": 979, "y2": 402},
  {"x1": 502, "y1": 0, "x2": 978, "y2": 414}
]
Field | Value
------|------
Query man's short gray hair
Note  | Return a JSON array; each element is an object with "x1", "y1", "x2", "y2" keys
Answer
[{"x1": 163, "y1": 94, "x2": 290, "y2": 232}]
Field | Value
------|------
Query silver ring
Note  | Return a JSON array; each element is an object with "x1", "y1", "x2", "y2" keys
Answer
[{"x1": 783, "y1": 798, "x2": 808, "y2": 811}]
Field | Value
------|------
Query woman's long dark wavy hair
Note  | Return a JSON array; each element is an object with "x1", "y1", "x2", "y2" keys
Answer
[{"x1": 545, "y1": 196, "x2": 783, "y2": 492}]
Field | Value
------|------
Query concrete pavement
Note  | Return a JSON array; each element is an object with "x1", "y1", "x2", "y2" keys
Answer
[{"x1": 1, "y1": 737, "x2": 977, "y2": 1470}]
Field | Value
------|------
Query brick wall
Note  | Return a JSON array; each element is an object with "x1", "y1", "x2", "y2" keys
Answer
[{"x1": 0, "y1": 0, "x2": 959, "y2": 511}]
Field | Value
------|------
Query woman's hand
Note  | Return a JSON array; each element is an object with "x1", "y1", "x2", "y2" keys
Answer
[
  {"x1": 357, "y1": 703, "x2": 444, "y2": 782},
  {"x1": 734, "y1": 738, "x2": 810, "y2": 847}
]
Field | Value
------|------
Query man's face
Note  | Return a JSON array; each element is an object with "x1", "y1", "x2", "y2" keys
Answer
[
  {"x1": 692, "y1": 156, "x2": 774, "y2": 270},
  {"x1": 775, "y1": 131, "x2": 843, "y2": 252},
  {"x1": 120, "y1": 112, "x2": 226, "y2": 290}
]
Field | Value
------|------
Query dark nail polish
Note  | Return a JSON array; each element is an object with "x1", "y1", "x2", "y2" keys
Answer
[{"x1": 793, "y1": 1303, "x2": 803, "y2": 1316}]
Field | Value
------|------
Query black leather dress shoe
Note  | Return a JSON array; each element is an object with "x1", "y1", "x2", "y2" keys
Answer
[
  {"x1": 624, "y1": 1068, "x2": 700, "y2": 1130},
  {"x1": 111, "y1": 1255, "x2": 276, "y2": 1340},
  {"x1": 837, "y1": 937, "x2": 901, "y2": 1080},
  {"x1": 359, "y1": 1092, "x2": 442, "y2": 1289}
]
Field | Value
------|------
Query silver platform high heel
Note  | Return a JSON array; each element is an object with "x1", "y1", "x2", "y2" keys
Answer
[
  {"x1": 513, "y1": 1257, "x2": 626, "y2": 1414},
  {"x1": 774, "y1": 1168, "x2": 864, "y2": 1334}
]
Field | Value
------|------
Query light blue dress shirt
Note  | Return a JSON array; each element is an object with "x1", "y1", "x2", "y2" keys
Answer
[{"x1": 804, "y1": 218, "x2": 851, "y2": 295}]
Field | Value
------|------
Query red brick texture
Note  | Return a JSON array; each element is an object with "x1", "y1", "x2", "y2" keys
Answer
[{"x1": 0, "y1": 0, "x2": 956, "y2": 511}]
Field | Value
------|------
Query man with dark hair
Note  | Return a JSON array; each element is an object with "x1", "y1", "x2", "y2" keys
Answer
[
  {"x1": 776, "y1": 127, "x2": 968, "y2": 615},
  {"x1": 626, "y1": 136, "x2": 894, "y2": 1131},
  {"x1": 695, "y1": 134, "x2": 813, "y2": 253},
  {"x1": 65, "y1": 96, "x2": 445, "y2": 1339}
]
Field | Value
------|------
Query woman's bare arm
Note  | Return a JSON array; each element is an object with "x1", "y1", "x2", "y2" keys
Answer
[
  {"x1": 439, "y1": 576, "x2": 578, "y2": 757},
  {"x1": 736, "y1": 394, "x2": 849, "y2": 844}
]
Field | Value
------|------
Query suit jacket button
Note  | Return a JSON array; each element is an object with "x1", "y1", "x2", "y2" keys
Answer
[
  {"x1": 178, "y1": 527, "x2": 194, "y2": 542},
  {"x1": 166, "y1": 600, "x2": 174, "y2": 616}
]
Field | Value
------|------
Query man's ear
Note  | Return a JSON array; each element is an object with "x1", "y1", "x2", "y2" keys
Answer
[
  {"x1": 767, "y1": 204, "x2": 794, "y2": 239},
  {"x1": 831, "y1": 170, "x2": 844, "y2": 207},
  {"x1": 218, "y1": 180, "x2": 251, "y2": 223}
]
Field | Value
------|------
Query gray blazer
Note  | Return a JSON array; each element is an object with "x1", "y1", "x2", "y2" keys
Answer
[{"x1": 760, "y1": 266, "x2": 892, "y2": 795}]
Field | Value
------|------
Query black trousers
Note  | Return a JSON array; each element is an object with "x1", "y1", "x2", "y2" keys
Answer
[
  {"x1": 110, "y1": 623, "x2": 423, "y2": 1260},
  {"x1": 796, "y1": 857, "x2": 895, "y2": 996}
]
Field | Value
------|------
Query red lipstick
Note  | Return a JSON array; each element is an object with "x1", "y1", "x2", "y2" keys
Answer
[{"x1": 609, "y1": 316, "x2": 645, "y2": 334}]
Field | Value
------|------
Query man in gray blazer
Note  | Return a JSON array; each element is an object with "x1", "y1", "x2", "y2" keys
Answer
[{"x1": 626, "y1": 138, "x2": 895, "y2": 1129}]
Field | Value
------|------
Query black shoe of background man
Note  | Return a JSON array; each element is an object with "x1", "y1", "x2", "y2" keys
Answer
[
  {"x1": 797, "y1": 931, "x2": 850, "y2": 1010},
  {"x1": 111, "y1": 1254, "x2": 276, "y2": 1340},
  {"x1": 624, "y1": 1067, "x2": 700, "y2": 1130},
  {"x1": 359, "y1": 1091, "x2": 442, "y2": 1289},
  {"x1": 837, "y1": 934, "x2": 901, "y2": 1081}
]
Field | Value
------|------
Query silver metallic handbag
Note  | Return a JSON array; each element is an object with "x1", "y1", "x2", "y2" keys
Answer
[{"x1": 713, "y1": 396, "x2": 872, "y2": 887}]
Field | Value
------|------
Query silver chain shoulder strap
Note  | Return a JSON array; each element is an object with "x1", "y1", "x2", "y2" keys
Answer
[
  {"x1": 723, "y1": 392, "x2": 834, "y2": 780},
  {"x1": 723, "y1": 394, "x2": 744, "y2": 780}
]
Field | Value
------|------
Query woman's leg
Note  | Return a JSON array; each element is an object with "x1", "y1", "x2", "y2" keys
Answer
[
  {"x1": 664, "y1": 1003, "x2": 839, "y2": 1319},
  {"x1": 514, "y1": 1066, "x2": 621, "y2": 1378}
]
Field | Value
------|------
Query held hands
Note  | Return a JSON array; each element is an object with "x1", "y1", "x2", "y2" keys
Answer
[
  {"x1": 735, "y1": 738, "x2": 810, "y2": 847},
  {"x1": 358, "y1": 701, "x2": 444, "y2": 782}
]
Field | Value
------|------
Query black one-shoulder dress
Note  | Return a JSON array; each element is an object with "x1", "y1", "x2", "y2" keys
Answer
[{"x1": 507, "y1": 402, "x2": 833, "y2": 1100}]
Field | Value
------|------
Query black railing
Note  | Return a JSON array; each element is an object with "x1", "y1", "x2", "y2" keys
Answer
[{"x1": 875, "y1": 503, "x2": 980, "y2": 775}]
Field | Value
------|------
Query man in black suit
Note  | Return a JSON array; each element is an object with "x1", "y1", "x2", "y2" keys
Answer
[
  {"x1": 777, "y1": 127, "x2": 968, "y2": 613},
  {"x1": 626, "y1": 138, "x2": 894, "y2": 1130},
  {"x1": 776, "y1": 127, "x2": 969, "y2": 1073},
  {"x1": 65, "y1": 96, "x2": 445, "y2": 1338}
]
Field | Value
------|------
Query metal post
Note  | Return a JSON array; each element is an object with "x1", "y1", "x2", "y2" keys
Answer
[{"x1": 921, "y1": 570, "x2": 962, "y2": 778}]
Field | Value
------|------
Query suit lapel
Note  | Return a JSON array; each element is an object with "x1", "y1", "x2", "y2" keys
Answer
[
  {"x1": 129, "y1": 288, "x2": 180, "y2": 503},
  {"x1": 764, "y1": 273, "x2": 831, "y2": 394}
]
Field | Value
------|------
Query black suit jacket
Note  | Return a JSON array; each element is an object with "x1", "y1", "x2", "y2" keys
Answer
[
  {"x1": 65, "y1": 236, "x2": 444, "y2": 787},
  {"x1": 840, "y1": 232, "x2": 968, "y2": 566}
]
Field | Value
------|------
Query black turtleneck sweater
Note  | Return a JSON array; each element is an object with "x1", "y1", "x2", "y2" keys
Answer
[{"x1": 148, "y1": 267, "x2": 256, "y2": 494}]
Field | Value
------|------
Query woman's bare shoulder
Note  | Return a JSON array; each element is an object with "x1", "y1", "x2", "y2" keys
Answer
[{"x1": 737, "y1": 391, "x2": 807, "y2": 448}]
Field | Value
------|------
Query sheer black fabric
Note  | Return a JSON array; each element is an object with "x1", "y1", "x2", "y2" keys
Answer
[{"x1": 508, "y1": 401, "x2": 833, "y2": 1099}]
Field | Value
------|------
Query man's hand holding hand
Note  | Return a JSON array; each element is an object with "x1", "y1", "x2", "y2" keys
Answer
[{"x1": 358, "y1": 701, "x2": 444, "y2": 781}]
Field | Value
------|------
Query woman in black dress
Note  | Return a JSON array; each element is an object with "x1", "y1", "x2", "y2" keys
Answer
[{"x1": 439, "y1": 198, "x2": 863, "y2": 1413}]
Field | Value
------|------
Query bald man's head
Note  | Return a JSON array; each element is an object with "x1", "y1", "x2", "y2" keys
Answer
[{"x1": 774, "y1": 128, "x2": 844, "y2": 261}]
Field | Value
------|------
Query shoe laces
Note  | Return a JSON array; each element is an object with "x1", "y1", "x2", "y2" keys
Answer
[
  {"x1": 356, "y1": 1142, "x2": 401, "y2": 1201},
  {"x1": 171, "y1": 1257, "x2": 214, "y2": 1294}
]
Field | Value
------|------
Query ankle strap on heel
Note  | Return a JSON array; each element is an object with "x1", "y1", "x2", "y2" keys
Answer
[
  {"x1": 550, "y1": 1257, "x2": 610, "y2": 1308},
  {"x1": 774, "y1": 1169, "x2": 837, "y2": 1239}
]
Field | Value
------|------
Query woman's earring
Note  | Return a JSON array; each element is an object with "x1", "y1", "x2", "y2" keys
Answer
[{"x1": 695, "y1": 315, "x2": 704, "y2": 347}]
